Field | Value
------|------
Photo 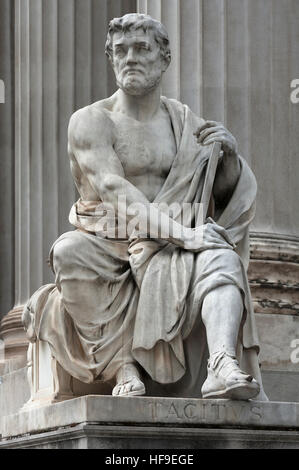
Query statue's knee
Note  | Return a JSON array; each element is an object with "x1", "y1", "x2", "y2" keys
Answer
[{"x1": 52, "y1": 235, "x2": 80, "y2": 271}]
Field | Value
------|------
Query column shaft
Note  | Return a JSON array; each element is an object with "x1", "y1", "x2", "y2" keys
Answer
[{"x1": 0, "y1": 0, "x2": 14, "y2": 321}]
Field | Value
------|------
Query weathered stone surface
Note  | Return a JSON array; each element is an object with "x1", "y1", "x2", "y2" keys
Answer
[
  {"x1": 0, "y1": 367, "x2": 30, "y2": 421},
  {"x1": 1, "y1": 423, "x2": 299, "y2": 449},
  {"x1": 262, "y1": 371, "x2": 299, "y2": 403},
  {"x1": 249, "y1": 235, "x2": 299, "y2": 316},
  {"x1": 256, "y1": 313, "x2": 299, "y2": 372},
  {"x1": 2, "y1": 396, "x2": 299, "y2": 441},
  {"x1": 0, "y1": 306, "x2": 28, "y2": 362}
]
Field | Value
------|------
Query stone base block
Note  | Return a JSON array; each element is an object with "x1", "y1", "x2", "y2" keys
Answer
[
  {"x1": 1, "y1": 396, "x2": 299, "y2": 449},
  {"x1": 1, "y1": 423, "x2": 299, "y2": 449},
  {"x1": 262, "y1": 370, "x2": 299, "y2": 403},
  {"x1": 0, "y1": 366, "x2": 30, "y2": 419}
]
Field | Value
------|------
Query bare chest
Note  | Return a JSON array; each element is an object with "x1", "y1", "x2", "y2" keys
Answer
[{"x1": 112, "y1": 114, "x2": 177, "y2": 179}]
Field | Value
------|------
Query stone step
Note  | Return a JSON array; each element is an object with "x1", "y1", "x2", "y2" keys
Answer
[
  {"x1": 1, "y1": 395, "x2": 299, "y2": 449},
  {"x1": 1, "y1": 395, "x2": 299, "y2": 437},
  {"x1": 1, "y1": 423, "x2": 299, "y2": 449}
]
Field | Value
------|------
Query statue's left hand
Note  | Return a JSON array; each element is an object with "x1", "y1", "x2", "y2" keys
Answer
[{"x1": 193, "y1": 121, "x2": 238, "y2": 159}]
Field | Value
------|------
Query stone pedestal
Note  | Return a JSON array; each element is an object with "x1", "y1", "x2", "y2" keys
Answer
[{"x1": 1, "y1": 396, "x2": 299, "y2": 449}]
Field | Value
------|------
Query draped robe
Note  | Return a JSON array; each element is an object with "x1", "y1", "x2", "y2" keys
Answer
[{"x1": 23, "y1": 97, "x2": 268, "y2": 400}]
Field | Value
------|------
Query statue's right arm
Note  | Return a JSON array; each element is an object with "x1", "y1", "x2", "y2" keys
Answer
[
  {"x1": 68, "y1": 108, "x2": 231, "y2": 251},
  {"x1": 68, "y1": 107, "x2": 155, "y2": 206}
]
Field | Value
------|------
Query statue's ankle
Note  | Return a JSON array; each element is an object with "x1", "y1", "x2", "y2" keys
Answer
[
  {"x1": 116, "y1": 362, "x2": 141, "y2": 383},
  {"x1": 207, "y1": 349, "x2": 239, "y2": 376}
]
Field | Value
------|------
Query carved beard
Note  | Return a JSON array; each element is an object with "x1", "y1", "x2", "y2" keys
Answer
[{"x1": 116, "y1": 72, "x2": 162, "y2": 96}]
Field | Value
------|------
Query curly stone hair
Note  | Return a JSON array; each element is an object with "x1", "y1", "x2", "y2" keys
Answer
[{"x1": 105, "y1": 13, "x2": 171, "y2": 65}]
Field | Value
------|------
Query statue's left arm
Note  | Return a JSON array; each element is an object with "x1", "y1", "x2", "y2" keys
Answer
[{"x1": 194, "y1": 120, "x2": 241, "y2": 208}]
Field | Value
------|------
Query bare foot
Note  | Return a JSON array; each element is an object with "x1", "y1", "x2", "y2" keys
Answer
[{"x1": 112, "y1": 363, "x2": 146, "y2": 397}]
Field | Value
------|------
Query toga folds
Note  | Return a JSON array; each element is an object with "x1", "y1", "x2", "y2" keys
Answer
[{"x1": 23, "y1": 97, "x2": 268, "y2": 400}]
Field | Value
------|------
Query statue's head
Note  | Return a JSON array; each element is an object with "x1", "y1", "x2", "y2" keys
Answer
[{"x1": 105, "y1": 13, "x2": 171, "y2": 96}]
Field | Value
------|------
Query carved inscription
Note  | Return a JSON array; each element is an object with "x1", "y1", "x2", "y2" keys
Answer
[{"x1": 148, "y1": 400, "x2": 262, "y2": 424}]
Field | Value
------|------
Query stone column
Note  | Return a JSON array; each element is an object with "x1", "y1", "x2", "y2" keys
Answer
[
  {"x1": 0, "y1": 0, "x2": 30, "y2": 363},
  {"x1": 0, "y1": 1, "x2": 14, "y2": 321},
  {"x1": 0, "y1": 0, "x2": 15, "y2": 366},
  {"x1": 0, "y1": 0, "x2": 136, "y2": 365},
  {"x1": 138, "y1": 0, "x2": 299, "y2": 399}
]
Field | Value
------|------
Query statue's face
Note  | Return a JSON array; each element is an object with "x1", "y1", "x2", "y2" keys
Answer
[{"x1": 111, "y1": 28, "x2": 167, "y2": 96}]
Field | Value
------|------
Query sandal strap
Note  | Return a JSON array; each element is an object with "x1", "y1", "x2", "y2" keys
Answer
[{"x1": 208, "y1": 350, "x2": 252, "y2": 380}]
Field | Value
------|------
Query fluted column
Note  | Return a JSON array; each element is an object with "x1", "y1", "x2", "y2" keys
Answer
[
  {"x1": 0, "y1": 0, "x2": 14, "y2": 324},
  {"x1": 1, "y1": 0, "x2": 136, "y2": 363},
  {"x1": 1, "y1": 0, "x2": 31, "y2": 362},
  {"x1": 138, "y1": 0, "x2": 181, "y2": 101}
]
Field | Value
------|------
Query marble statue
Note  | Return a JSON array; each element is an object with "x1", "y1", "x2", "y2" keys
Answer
[{"x1": 23, "y1": 13, "x2": 268, "y2": 402}]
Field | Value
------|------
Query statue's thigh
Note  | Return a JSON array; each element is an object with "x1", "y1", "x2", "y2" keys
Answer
[
  {"x1": 193, "y1": 248, "x2": 242, "y2": 280},
  {"x1": 50, "y1": 231, "x2": 129, "y2": 277}
]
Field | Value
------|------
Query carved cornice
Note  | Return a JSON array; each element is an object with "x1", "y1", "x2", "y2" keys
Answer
[
  {"x1": 0, "y1": 306, "x2": 28, "y2": 361},
  {"x1": 1, "y1": 306, "x2": 24, "y2": 331},
  {"x1": 249, "y1": 234, "x2": 299, "y2": 315}
]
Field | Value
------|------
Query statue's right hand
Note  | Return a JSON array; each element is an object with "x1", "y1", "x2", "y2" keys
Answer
[{"x1": 183, "y1": 222, "x2": 235, "y2": 252}]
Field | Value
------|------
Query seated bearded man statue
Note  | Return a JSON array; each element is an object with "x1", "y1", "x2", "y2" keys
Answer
[{"x1": 23, "y1": 13, "x2": 268, "y2": 402}]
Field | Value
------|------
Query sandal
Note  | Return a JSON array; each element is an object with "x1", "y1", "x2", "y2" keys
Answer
[{"x1": 201, "y1": 350, "x2": 260, "y2": 400}]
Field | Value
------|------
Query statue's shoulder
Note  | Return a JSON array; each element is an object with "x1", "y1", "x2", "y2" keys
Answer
[
  {"x1": 161, "y1": 96, "x2": 206, "y2": 129},
  {"x1": 161, "y1": 96, "x2": 185, "y2": 115},
  {"x1": 68, "y1": 97, "x2": 115, "y2": 148}
]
